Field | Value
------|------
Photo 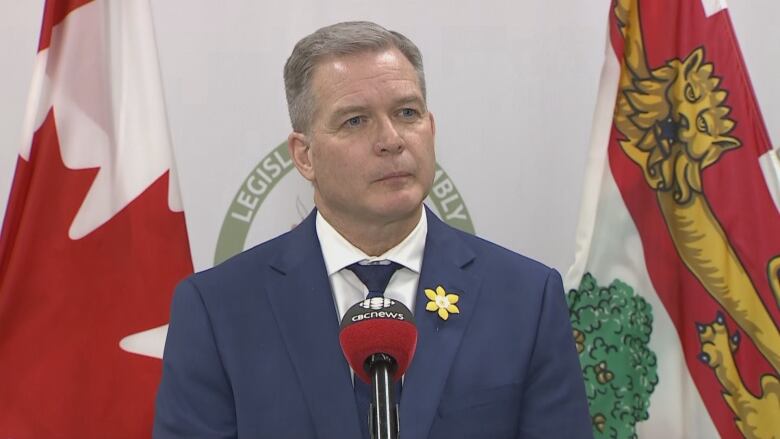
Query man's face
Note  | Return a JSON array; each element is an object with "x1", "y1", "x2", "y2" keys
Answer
[{"x1": 292, "y1": 48, "x2": 436, "y2": 228}]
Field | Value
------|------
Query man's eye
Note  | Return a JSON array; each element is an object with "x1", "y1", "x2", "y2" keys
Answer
[
  {"x1": 344, "y1": 116, "x2": 363, "y2": 127},
  {"x1": 399, "y1": 108, "x2": 418, "y2": 118},
  {"x1": 342, "y1": 116, "x2": 366, "y2": 128}
]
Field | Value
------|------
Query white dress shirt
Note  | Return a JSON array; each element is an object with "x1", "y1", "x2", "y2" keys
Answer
[{"x1": 315, "y1": 209, "x2": 427, "y2": 323}]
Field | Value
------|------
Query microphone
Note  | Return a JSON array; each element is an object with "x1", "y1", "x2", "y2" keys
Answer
[{"x1": 339, "y1": 297, "x2": 417, "y2": 439}]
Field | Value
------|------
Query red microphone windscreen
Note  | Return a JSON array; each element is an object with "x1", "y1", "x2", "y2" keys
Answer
[{"x1": 338, "y1": 298, "x2": 417, "y2": 384}]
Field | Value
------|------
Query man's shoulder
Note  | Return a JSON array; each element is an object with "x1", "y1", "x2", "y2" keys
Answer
[
  {"x1": 466, "y1": 229, "x2": 549, "y2": 269},
  {"x1": 184, "y1": 225, "x2": 303, "y2": 292},
  {"x1": 431, "y1": 214, "x2": 554, "y2": 278},
  {"x1": 431, "y1": 217, "x2": 564, "y2": 316}
]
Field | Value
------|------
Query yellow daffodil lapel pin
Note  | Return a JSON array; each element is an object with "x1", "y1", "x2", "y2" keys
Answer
[{"x1": 425, "y1": 285, "x2": 460, "y2": 321}]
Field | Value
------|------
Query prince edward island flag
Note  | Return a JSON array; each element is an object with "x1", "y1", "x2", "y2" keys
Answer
[{"x1": 565, "y1": 0, "x2": 780, "y2": 438}]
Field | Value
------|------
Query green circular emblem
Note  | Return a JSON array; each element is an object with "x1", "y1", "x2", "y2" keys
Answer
[{"x1": 214, "y1": 141, "x2": 474, "y2": 264}]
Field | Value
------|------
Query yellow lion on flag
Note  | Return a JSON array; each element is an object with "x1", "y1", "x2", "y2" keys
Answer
[{"x1": 612, "y1": 0, "x2": 780, "y2": 437}]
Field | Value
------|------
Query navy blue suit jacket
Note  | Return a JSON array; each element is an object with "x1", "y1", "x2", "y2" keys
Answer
[{"x1": 154, "y1": 209, "x2": 592, "y2": 439}]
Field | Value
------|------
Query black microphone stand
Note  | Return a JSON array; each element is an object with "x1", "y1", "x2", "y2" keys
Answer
[{"x1": 366, "y1": 353, "x2": 399, "y2": 439}]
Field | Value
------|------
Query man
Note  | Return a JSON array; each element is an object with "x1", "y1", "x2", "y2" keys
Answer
[{"x1": 154, "y1": 21, "x2": 592, "y2": 439}]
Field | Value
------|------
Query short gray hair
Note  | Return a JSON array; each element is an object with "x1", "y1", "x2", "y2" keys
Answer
[{"x1": 283, "y1": 21, "x2": 426, "y2": 133}]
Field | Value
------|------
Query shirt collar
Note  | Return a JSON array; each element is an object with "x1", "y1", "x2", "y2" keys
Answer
[{"x1": 316, "y1": 208, "x2": 427, "y2": 276}]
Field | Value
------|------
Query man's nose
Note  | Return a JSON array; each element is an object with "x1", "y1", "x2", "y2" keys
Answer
[{"x1": 373, "y1": 117, "x2": 404, "y2": 155}]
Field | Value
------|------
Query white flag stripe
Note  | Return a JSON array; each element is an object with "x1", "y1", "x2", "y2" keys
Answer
[
  {"x1": 19, "y1": 50, "x2": 51, "y2": 162},
  {"x1": 565, "y1": 35, "x2": 620, "y2": 291},
  {"x1": 759, "y1": 149, "x2": 780, "y2": 214}
]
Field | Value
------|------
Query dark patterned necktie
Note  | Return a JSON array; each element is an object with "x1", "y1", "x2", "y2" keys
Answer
[
  {"x1": 347, "y1": 261, "x2": 403, "y2": 299},
  {"x1": 346, "y1": 261, "x2": 403, "y2": 439}
]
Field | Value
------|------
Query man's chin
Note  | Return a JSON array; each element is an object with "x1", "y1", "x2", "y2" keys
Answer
[{"x1": 369, "y1": 199, "x2": 424, "y2": 224}]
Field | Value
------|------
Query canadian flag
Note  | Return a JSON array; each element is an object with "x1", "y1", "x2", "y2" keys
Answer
[{"x1": 0, "y1": 0, "x2": 193, "y2": 437}]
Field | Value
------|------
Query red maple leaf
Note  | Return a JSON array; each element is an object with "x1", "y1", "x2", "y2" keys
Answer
[{"x1": 0, "y1": 110, "x2": 193, "y2": 438}]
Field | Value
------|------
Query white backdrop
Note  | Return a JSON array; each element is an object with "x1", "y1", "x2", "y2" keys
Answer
[{"x1": 1, "y1": 0, "x2": 778, "y2": 273}]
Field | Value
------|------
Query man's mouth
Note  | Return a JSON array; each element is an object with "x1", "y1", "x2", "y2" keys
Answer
[{"x1": 376, "y1": 172, "x2": 412, "y2": 182}]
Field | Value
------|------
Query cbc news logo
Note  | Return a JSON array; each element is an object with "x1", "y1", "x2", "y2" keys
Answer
[{"x1": 349, "y1": 297, "x2": 407, "y2": 323}]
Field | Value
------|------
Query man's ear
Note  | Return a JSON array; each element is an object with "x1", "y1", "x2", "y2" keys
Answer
[
  {"x1": 288, "y1": 131, "x2": 315, "y2": 181},
  {"x1": 428, "y1": 111, "x2": 436, "y2": 137}
]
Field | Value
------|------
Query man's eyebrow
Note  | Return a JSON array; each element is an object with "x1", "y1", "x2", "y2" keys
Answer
[
  {"x1": 393, "y1": 95, "x2": 426, "y2": 108},
  {"x1": 330, "y1": 105, "x2": 368, "y2": 121}
]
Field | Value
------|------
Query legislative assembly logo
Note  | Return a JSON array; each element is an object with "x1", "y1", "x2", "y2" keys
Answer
[{"x1": 215, "y1": 141, "x2": 475, "y2": 264}]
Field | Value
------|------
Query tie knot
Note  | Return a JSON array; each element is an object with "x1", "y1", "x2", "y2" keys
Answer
[{"x1": 347, "y1": 262, "x2": 402, "y2": 296}]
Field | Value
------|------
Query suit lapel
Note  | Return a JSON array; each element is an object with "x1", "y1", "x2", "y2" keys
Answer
[
  {"x1": 265, "y1": 211, "x2": 362, "y2": 439},
  {"x1": 400, "y1": 208, "x2": 483, "y2": 439}
]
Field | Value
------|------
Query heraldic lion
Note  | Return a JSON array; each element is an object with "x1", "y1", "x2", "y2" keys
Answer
[{"x1": 612, "y1": 0, "x2": 780, "y2": 437}]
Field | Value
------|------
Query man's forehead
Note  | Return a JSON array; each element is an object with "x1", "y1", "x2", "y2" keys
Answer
[
  {"x1": 310, "y1": 48, "x2": 423, "y2": 108},
  {"x1": 323, "y1": 49, "x2": 400, "y2": 72},
  {"x1": 312, "y1": 48, "x2": 406, "y2": 81}
]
